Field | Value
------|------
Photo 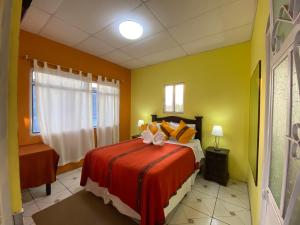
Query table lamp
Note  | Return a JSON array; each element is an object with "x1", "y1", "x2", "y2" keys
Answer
[
  {"x1": 212, "y1": 125, "x2": 223, "y2": 150},
  {"x1": 137, "y1": 119, "x2": 145, "y2": 133}
]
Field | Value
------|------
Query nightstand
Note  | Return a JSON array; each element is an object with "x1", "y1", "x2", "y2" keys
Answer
[
  {"x1": 131, "y1": 134, "x2": 141, "y2": 139},
  {"x1": 204, "y1": 146, "x2": 229, "y2": 186}
]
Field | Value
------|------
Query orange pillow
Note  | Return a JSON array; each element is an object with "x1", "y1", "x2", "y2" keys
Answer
[
  {"x1": 171, "y1": 120, "x2": 196, "y2": 144},
  {"x1": 140, "y1": 124, "x2": 148, "y2": 132},
  {"x1": 149, "y1": 122, "x2": 159, "y2": 135},
  {"x1": 160, "y1": 120, "x2": 175, "y2": 138}
]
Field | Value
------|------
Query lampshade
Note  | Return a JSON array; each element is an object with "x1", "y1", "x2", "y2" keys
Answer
[
  {"x1": 212, "y1": 125, "x2": 223, "y2": 137},
  {"x1": 137, "y1": 119, "x2": 145, "y2": 127}
]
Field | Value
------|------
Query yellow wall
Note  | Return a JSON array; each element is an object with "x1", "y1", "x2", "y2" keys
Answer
[
  {"x1": 248, "y1": 0, "x2": 270, "y2": 225},
  {"x1": 131, "y1": 42, "x2": 251, "y2": 181},
  {"x1": 8, "y1": 0, "x2": 22, "y2": 213}
]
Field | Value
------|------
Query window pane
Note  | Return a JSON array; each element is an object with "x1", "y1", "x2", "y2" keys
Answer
[
  {"x1": 165, "y1": 85, "x2": 174, "y2": 112},
  {"x1": 175, "y1": 84, "x2": 184, "y2": 112},
  {"x1": 269, "y1": 57, "x2": 290, "y2": 207},
  {"x1": 32, "y1": 84, "x2": 40, "y2": 133},
  {"x1": 32, "y1": 72, "x2": 36, "y2": 81},
  {"x1": 92, "y1": 91, "x2": 97, "y2": 127},
  {"x1": 91, "y1": 82, "x2": 97, "y2": 89},
  {"x1": 283, "y1": 55, "x2": 300, "y2": 224}
]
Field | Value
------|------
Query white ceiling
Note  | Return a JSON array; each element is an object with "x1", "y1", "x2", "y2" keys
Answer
[{"x1": 21, "y1": 0, "x2": 257, "y2": 69}]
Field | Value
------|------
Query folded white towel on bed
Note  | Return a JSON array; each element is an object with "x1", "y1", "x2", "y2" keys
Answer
[
  {"x1": 141, "y1": 130, "x2": 165, "y2": 146},
  {"x1": 152, "y1": 131, "x2": 165, "y2": 146},
  {"x1": 141, "y1": 130, "x2": 153, "y2": 144}
]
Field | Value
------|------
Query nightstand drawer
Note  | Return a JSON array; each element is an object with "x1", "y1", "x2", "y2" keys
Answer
[
  {"x1": 207, "y1": 156, "x2": 227, "y2": 166},
  {"x1": 205, "y1": 150, "x2": 228, "y2": 159},
  {"x1": 206, "y1": 153, "x2": 226, "y2": 162}
]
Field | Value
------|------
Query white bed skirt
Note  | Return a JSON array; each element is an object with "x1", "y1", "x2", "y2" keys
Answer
[{"x1": 85, "y1": 169, "x2": 199, "y2": 221}]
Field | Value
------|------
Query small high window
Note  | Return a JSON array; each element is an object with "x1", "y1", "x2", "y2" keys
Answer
[{"x1": 164, "y1": 83, "x2": 184, "y2": 113}]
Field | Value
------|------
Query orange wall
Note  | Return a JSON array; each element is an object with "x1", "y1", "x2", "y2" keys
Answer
[{"x1": 18, "y1": 30, "x2": 131, "y2": 146}]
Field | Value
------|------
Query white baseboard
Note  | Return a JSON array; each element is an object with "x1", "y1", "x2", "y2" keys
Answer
[{"x1": 13, "y1": 211, "x2": 23, "y2": 225}]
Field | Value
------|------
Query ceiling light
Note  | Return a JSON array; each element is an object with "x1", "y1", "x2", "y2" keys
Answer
[{"x1": 119, "y1": 20, "x2": 143, "y2": 40}]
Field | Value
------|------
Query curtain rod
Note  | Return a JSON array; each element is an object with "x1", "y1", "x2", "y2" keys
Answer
[{"x1": 21, "y1": 54, "x2": 124, "y2": 83}]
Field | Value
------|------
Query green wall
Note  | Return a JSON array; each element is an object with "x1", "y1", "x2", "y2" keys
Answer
[{"x1": 131, "y1": 42, "x2": 251, "y2": 181}]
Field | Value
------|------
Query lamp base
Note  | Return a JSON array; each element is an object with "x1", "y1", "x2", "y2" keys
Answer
[{"x1": 214, "y1": 136, "x2": 221, "y2": 151}]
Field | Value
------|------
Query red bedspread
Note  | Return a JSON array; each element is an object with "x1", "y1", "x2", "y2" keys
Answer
[{"x1": 80, "y1": 138, "x2": 197, "y2": 225}]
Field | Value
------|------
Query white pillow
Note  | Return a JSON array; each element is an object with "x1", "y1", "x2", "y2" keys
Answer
[
  {"x1": 169, "y1": 122, "x2": 195, "y2": 129},
  {"x1": 187, "y1": 124, "x2": 196, "y2": 129},
  {"x1": 170, "y1": 122, "x2": 179, "y2": 129}
]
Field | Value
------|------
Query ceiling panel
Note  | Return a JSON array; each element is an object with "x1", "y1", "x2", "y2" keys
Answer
[
  {"x1": 94, "y1": 25, "x2": 134, "y2": 49},
  {"x1": 101, "y1": 50, "x2": 133, "y2": 64},
  {"x1": 169, "y1": 0, "x2": 256, "y2": 44},
  {"x1": 122, "y1": 32, "x2": 178, "y2": 58},
  {"x1": 119, "y1": 59, "x2": 147, "y2": 69},
  {"x1": 95, "y1": 4, "x2": 164, "y2": 48},
  {"x1": 75, "y1": 37, "x2": 115, "y2": 57},
  {"x1": 54, "y1": 0, "x2": 141, "y2": 34},
  {"x1": 182, "y1": 23, "x2": 253, "y2": 55},
  {"x1": 21, "y1": 6, "x2": 50, "y2": 34},
  {"x1": 40, "y1": 17, "x2": 89, "y2": 46},
  {"x1": 169, "y1": 10, "x2": 224, "y2": 44},
  {"x1": 146, "y1": 0, "x2": 236, "y2": 28},
  {"x1": 140, "y1": 47, "x2": 186, "y2": 65},
  {"x1": 219, "y1": 0, "x2": 256, "y2": 30},
  {"x1": 31, "y1": 0, "x2": 64, "y2": 14}
]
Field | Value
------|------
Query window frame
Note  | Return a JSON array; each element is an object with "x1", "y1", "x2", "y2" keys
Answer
[
  {"x1": 163, "y1": 82, "x2": 185, "y2": 114},
  {"x1": 91, "y1": 82, "x2": 98, "y2": 128},
  {"x1": 30, "y1": 70, "x2": 40, "y2": 135}
]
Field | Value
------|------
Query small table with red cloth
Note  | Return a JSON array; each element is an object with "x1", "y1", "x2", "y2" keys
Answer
[{"x1": 19, "y1": 144, "x2": 59, "y2": 195}]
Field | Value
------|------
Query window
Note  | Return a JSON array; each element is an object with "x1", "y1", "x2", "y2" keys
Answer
[
  {"x1": 164, "y1": 83, "x2": 184, "y2": 113},
  {"x1": 31, "y1": 74, "x2": 40, "y2": 134},
  {"x1": 31, "y1": 74, "x2": 99, "y2": 134}
]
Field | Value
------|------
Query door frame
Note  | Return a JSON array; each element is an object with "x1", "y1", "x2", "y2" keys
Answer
[{"x1": 260, "y1": 22, "x2": 300, "y2": 225}]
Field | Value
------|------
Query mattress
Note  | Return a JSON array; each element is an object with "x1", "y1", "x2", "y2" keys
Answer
[{"x1": 85, "y1": 169, "x2": 199, "y2": 221}]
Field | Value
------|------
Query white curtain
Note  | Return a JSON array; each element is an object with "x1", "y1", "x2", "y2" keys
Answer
[
  {"x1": 96, "y1": 76, "x2": 120, "y2": 147},
  {"x1": 34, "y1": 60, "x2": 95, "y2": 165}
]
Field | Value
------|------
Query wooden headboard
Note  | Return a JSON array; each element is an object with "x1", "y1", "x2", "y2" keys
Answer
[{"x1": 151, "y1": 114, "x2": 203, "y2": 142}]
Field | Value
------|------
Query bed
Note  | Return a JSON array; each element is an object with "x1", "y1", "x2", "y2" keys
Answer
[{"x1": 80, "y1": 115, "x2": 204, "y2": 225}]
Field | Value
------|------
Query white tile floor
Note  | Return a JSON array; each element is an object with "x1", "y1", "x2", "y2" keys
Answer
[{"x1": 22, "y1": 168, "x2": 252, "y2": 225}]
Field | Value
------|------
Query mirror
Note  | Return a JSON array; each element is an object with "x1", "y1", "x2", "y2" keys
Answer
[{"x1": 248, "y1": 60, "x2": 261, "y2": 186}]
